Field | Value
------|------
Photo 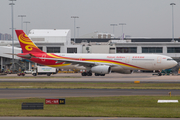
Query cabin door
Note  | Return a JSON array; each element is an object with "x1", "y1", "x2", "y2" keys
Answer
[
  {"x1": 157, "y1": 56, "x2": 162, "y2": 63},
  {"x1": 125, "y1": 56, "x2": 130, "y2": 63}
]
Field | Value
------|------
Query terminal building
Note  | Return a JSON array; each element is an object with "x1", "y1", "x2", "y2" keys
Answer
[{"x1": 0, "y1": 29, "x2": 179, "y2": 72}]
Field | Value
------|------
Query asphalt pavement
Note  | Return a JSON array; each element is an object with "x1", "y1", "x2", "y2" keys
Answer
[
  {"x1": 0, "y1": 89, "x2": 179, "y2": 99},
  {"x1": 0, "y1": 73, "x2": 180, "y2": 83}
]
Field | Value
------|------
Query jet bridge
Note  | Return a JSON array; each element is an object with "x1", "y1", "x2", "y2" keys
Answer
[{"x1": 0, "y1": 46, "x2": 22, "y2": 71}]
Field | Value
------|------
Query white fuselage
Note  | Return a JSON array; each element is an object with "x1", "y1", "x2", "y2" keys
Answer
[{"x1": 53, "y1": 53, "x2": 177, "y2": 71}]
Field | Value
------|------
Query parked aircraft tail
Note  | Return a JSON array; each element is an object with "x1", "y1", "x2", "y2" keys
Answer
[{"x1": 15, "y1": 30, "x2": 44, "y2": 53}]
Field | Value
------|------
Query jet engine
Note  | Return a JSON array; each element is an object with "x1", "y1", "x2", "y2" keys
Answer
[{"x1": 91, "y1": 65, "x2": 111, "y2": 74}]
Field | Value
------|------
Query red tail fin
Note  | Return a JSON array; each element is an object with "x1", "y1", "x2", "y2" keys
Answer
[{"x1": 15, "y1": 30, "x2": 44, "y2": 53}]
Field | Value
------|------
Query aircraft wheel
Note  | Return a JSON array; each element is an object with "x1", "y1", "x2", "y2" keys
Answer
[
  {"x1": 81, "y1": 72, "x2": 87, "y2": 76},
  {"x1": 95, "y1": 73, "x2": 99, "y2": 76},
  {"x1": 81, "y1": 73, "x2": 84, "y2": 76},
  {"x1": 158, "y1": 73, "x2": 162, "y2": 76},
  {"x1": 87, "y1": 72, "x2": 92, "y2": 76},
  {"x1": 101, "y1": 74, "x2": 105, "y2": 76}
]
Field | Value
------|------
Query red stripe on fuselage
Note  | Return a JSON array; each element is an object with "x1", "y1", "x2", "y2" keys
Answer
[{"x1": 49, "y1": 53, "x2": 145, "y2": 69}]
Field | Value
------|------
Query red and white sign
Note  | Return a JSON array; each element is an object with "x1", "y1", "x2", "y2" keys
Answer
[{"x1": 45, "y1": 99, "x2": 59, "y2": 104}]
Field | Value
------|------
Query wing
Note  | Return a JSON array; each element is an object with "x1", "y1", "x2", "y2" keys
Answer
[{"x1": 37, "y1": 57, "x2": 117, "y2": 67}]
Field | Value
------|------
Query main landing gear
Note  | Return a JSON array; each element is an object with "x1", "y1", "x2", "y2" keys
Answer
[
  {"x1": 81, "y1": 72, "x2": 92, "y2": 76},
  {"x1": 95, "y1": 73, "x2": 105, "y2": 76},
  {"x1": 81, "y1": 72, "x2": 105, "y2": 76},
  {"x1": 158, "y1": 72, "x2": 162, "y2": 76}
]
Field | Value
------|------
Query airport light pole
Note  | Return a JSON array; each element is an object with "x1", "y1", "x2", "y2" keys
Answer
[
  {"x1": 170, "y1": 3, "x2": 176, "y2": 42},
  {"x1": 23, "y1": 21, "x2": 30, "y2": 34},
  {"x1": 18, "y1": 15, "x2": 26, "y2": 30},
  {"x1": 9, "y1": 28, "x2": 16, "y2": 40},
  {"x1": 9, "y1": 0, "x2": 16, "y2": 71},
  {"x1": 76, "y1": 27, "x2": 80, "y2": 38},
  {"x1": 71, "y1": 16, "x2": 79, "y2": 43},
  {"x1": 110, "y1": 24, "x2": 117, "y2": 38},
  {"x1": 119, "y1": 23, "x2": 126, "y2": 40}
]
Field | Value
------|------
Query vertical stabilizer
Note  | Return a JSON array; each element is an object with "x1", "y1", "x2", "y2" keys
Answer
[{"x1": 15, "y1": 30, "x2": 44, "y2": 53}]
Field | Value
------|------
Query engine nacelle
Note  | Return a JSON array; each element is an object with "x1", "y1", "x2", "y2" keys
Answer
[
  {"x1": 116, "y1": 70, "x2": 133, "y2": 74},
  {"x1": 91, "y1": 65, "x2": 111, "y2": 74}
]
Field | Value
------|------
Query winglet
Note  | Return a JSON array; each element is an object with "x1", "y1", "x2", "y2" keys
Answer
[{"x1": 15, "y1": 30, "x2": 44, "y2": 53}]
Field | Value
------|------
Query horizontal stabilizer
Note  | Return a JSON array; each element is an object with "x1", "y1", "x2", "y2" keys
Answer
[
  {"x1": 5, "y1": 53, "x2": 33, "y2": 59},
  {"x1": 5, "y1": 53, "x2": 18, "y2": 55}
]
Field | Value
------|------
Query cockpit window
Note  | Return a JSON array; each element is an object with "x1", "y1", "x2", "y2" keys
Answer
[{"x1": 167, "y1": 58, "x2": 174, "y2": 61}]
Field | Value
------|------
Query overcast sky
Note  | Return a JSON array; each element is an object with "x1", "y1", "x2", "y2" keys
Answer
[{"x1": 0, "y1": 0, "x2": 180, "y2": 38}]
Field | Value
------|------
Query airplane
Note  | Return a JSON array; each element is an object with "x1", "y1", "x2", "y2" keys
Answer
[{"x1": 14, "y1": 30, "x2": 177, "y2": 76}]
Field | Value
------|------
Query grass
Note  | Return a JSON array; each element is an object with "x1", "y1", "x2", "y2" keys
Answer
[
  {"x1": 0, "y1": 96, "x2": 180, "y2": 117},
  {"x1": 0, "y1": 82, "x2": 180, "y2": 89}
]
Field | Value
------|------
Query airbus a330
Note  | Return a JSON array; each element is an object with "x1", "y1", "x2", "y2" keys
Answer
[{"x1": 13, "y1": 30, "x2": 177, "y2": 76}]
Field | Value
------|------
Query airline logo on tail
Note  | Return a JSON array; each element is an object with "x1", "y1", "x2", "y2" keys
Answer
[{"x1": 15, "y1": 30, "x2": 44, "y2": 53}]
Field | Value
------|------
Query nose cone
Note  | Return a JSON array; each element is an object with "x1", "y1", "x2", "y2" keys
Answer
[
  {"x1": 168, "y1": 60, "x2": 177, "y2": 68},
  {"x1": 171, "y1": 60, "x2": 178, "y2": 68},
  {"x1": 163, "y1": 56, "x2": 178, "y2": 69}
]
